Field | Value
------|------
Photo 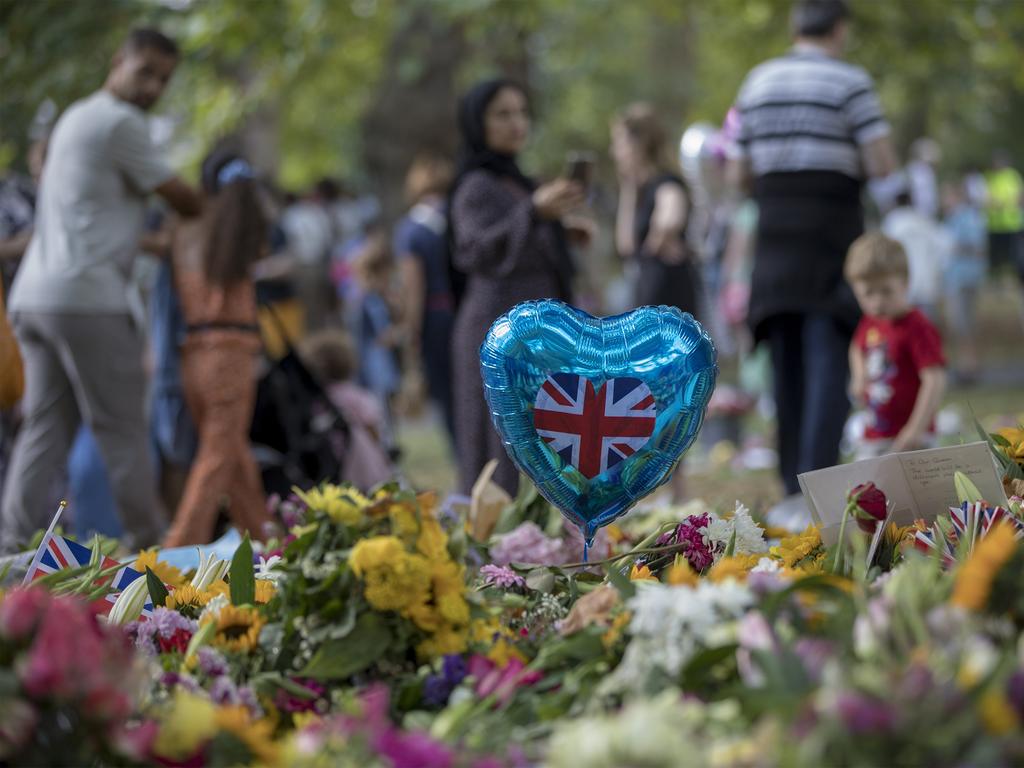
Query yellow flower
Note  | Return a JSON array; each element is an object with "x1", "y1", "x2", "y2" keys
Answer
[
  {"x1": 296, "y1": 485, "x2": 369, "y2": 526},
  {"x1": 431, "y1": 560, "x2": 469, "y2": 625},
  {"x1": 165, "y1": 584, "x2": 212, "y2": 612},
  {"x1": 204, "y1": 579, "x2": 230, "y2": 599},
  {"x1": 254, "y1": 579, "x2": 277, "y2": 604},
  {"x1": 417, "y1": 514, "x2": 449, "y2": 561},
  {"x1": 629, "y1": 564, "x2": 657, "y2": 581},
  {"x1": 214, "y1": 705, "x2": 279, "y2": 765},
  {"x1": 292, "y1": 711, "x2": 322, "y2": 730},
  {"x1": 201, "y1": 604, "x2": 265, "y2": 654},
  {"x1": 417, "y1": 623, "x2": 469, "y2": 659},
  {"x1": 350, "y1": 536, "x2": 431, "y2": 612},
  {"x1": 470, "y1": 617, "x2": 524, "y2": 666},
  {"x1": 996, "y1": 428, "x2": 1024, "y2": 461},
  {"x1": 134, "y1": 549, "x2": 185, "y2": 588},
  {"x1": 707, "y1": 554, "x2": 760, "y2": 583},
  {"x1": 606, "y1": 524, "x2": 626, "y2": 545},
  {"x1": 979, "y1": 689, "x2": 1019, "y2": 735},
  {"x1": 601, "y1": 610, "x2": 631, "y2": 649},
  {"x1": 153, "y1": 690, "x2": 217, "y2": 760},
  {"x1": 666, "y1": 559, "x2": 699, "y2": 587},
  {"x1": 771, "y1": 526, "x2": 824, "y2": 568},
  {"x1": 388, "y1": 502, "x2": 420, "y2": 540},
  {"x1": 951, "y1": 523, "x2": 1019, "y2": 611}
]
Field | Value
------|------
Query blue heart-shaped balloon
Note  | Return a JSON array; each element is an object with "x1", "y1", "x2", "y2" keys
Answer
[{"x1": 480, "y1": 300, "x2": 718, "y2": 545}]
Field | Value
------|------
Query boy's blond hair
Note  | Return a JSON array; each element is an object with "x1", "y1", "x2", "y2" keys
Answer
[{"x1": 845, "y1": 232, "x2": 909, "y2": 282}]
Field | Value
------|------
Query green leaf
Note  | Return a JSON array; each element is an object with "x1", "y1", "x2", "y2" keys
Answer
[
  {"x1": 146, "y1": 567, "x2": 170, "y2": 608},
  {"x1": 604, "y1": 562, "x2": 636, "y2": 600},
  {"x1": 525, "y1": 568, "x2": 556, "y2": 593},
  {"x1": 229, "y1": 534, "x2": 255, "y2": 606},
  {"x1": 301, "y1": 613, "x2": 392, "y2": 680},
  {"x1": 184, "y1": 620, "x2": 216, "y2": 662},
  {"x1": 954, "y1": 471, "x2": 984, "y2": 505}
]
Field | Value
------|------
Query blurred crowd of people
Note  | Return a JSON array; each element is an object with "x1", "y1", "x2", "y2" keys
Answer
[{"x1": 1, "y1": 1, "x2": 1023, "y2": 552}]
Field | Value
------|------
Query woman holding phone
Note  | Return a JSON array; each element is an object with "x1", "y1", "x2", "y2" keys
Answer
[
  {"x1": 612, "y1": 102, "x2": 701, "y2": 317},
  {"x1": 449, "y1": 78, "x2": 586, "y2": 495}
]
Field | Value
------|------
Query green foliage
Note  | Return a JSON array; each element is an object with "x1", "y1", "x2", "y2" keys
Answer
[
  {"x1": 228, "y1": 533, "x2": 255, "y2": 606},
  {"x1": 2, "y1": 0, "x2": 1023, "y2": 188},
  {"x1": 145, "y1": 566, "x2": 169, "y2": 609}
]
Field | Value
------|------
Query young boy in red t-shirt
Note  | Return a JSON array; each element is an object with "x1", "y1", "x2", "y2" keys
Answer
[{"x1": 846, "y1": 232, "x2": 947, "y2": 459}]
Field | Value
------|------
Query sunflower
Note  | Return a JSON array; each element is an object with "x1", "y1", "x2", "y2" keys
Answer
[
  {"x1": 254, "y1": 579, "x2": 277, "y2": 604},
  {"x1": 202, "y1": 604, "x2": 265, "y2": 654},
  {"x1": 214, "y1": 705, "x2": 278, "y2": 764},
  {"x1": 951, "y1": 522, "x2": 1019, "y2": 612},
  {"x1": 135, "y1": 549, "x2": 186, "y2": 588},
  {"x1": 295, "y1": 485, "x2": 369, "y2": 526},
  {"x1": 165, "y1": 584, "x2": 213, "y2": 615},
  {"x1": 771, "y1": 526, "x2": 824, "y2": 568}
]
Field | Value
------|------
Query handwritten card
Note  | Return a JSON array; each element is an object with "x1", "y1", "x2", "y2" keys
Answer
[{"x1": 798, "y1": 442, "x2": 1007, "y2": 545}]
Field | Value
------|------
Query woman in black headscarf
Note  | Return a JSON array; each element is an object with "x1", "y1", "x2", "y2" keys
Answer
[{"x1": 449, "y1": 78, "x2": 584, "y2": 495}]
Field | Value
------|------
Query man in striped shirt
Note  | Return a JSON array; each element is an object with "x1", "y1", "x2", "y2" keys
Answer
[{"x1": 728, "y1": 0, "x2": 898, "y2": 498}]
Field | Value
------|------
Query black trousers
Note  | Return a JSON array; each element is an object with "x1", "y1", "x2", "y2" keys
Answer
[{"x1": 764, "y1": 312, "x2": 852, "y2": 496}]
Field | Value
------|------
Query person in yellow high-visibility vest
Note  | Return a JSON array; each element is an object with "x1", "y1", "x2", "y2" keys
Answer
[{"x1": 985, "y1": 150, "x2": 1024, "y2": 283}]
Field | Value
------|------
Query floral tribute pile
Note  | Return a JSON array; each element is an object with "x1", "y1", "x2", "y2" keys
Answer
[{"x1": 4, "y1": 439, "x2": 1024, "y2": 767}]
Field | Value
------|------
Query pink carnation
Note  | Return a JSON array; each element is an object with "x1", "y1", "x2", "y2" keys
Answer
[{"x1": 479, "y1": 564, "x2": 527, "y2": 590}]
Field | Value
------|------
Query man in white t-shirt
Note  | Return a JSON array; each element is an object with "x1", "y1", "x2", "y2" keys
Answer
[{"x1": 2, "y1": 29, "x2": 202, "y2": 552}]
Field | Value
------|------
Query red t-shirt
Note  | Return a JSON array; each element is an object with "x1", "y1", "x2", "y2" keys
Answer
[{"x1": 853, "y1": 309, "x2": 945, "y2": 439}]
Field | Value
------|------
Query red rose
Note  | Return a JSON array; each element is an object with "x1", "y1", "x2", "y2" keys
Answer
[{"x1": 849, "y1": 482, "x2": 888, "y2": 533}]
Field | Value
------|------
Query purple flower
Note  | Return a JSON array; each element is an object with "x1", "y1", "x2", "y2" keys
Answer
[
  {"x1": 159, "y1": 671, "x2": 200, "y2": 694},
  {"x1": 423, "y1": 655, "x2": 468, "y2": 707},
  {"x1": 1007, "y1": 670, "x2": 1024, "y2": 720},
  {"x1": 196, "y1": 647, "x2": 228, "y2": 678},
  {"x1": 490, "y1": 523, "x2": 569, "y2": 566},
  {"x1": 670, "y1": 513, "x2": 715, "y2": 572},
  {"x1": 793, "y1": 638, "x2": 834, "y2": 684},
  {"x1": 373, "y1": 728, "x2": 454, "y2": 768},
  {"x1": 124, "y1": 619, "x2": 157, "y2": 653},
  {"x1": 151, "y1": 607, "x2": 198, "y2": 640},
  {"x1": 835, "y1": 691, "x2": 896, "y2": 733},
  {"x1": 275, "y1": 678, "x2": 327, "y2": 713},
  {"x1": 479, "y1": 564, "x2": 527, "y2": 590},
  {"x1": 209, "y1": 676, "x2": 240, "y2": 705}
]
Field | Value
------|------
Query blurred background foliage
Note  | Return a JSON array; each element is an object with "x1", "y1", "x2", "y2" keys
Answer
[{"x1": 2, "y1": 0, "x2": 1023, "y2": 215}]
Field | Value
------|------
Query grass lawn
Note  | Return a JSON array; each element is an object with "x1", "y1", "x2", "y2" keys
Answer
[{"x1": 397, "y1": 282, "x2": 1023, "y2": 514}]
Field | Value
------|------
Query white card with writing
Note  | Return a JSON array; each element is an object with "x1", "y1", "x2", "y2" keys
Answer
[{"x1": 798, "y1": 442, "x2": 1007, "y2": 545}]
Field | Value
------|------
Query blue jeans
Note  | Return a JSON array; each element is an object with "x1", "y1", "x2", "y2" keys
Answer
[
  {"x1": 765, "y1": 313, "x2": 852, "y2": 496},
  {"x1": 68, "y1": 427, "x2": 123, "y2": 541}
]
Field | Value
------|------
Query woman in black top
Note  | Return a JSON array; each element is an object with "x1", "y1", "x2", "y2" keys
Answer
[
  {"x1": 612, "y1": 102, "x2": 700, "y2": 318},
  {"x1": 612, "y1": 103, "x2": 702, "y2": 502}
]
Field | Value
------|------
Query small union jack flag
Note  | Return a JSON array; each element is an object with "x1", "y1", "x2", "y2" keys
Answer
[
  {"x1": 26, "y1": 531, "x2": 153, "y2": 618},
  {"x1": 533, "y1": 373, "x2": 657, "y2": 479}
]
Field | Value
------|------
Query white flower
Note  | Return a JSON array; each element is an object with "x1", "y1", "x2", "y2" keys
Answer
[
  {"x1": 255, "y1": 555, "x2": 283, "y2": 583},
  {"x1": 107, "y1": 576, "x2": 149, "y2": 625},
  {"x1": 191, "y1": 550, "x2": 230, "y2": 591},
  {"x1": 704, "y1": 502, "x2": 768, "y2": 558},
  {"x1": 605, "y1": 580, "x2": 754, "y2": 693},
  {"x1": 751, "y1": 557, "x2": 781, "y2": 574}
]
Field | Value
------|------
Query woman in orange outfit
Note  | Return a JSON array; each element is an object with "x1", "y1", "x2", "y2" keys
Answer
[{"x1": 163, "y1": 150, "x2": 272, "y2": 547}]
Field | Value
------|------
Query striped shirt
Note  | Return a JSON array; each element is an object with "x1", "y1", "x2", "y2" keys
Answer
[{"x1": 735, "y1": 44, "x2": 889, "y2": 180}]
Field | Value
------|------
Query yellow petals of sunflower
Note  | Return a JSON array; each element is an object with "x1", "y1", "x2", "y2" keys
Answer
[
  {"x1": 165, "y1": 584, "x2": 212, "y2": 612},
  {"x1": 201, "y1": 604, "x2": 265, "y2": 654},
  {"x1": 254, "y1": 579, "x2": 277, "y2": 604},
  {"x1": 951, "y1": 523, "x2": 1019, "y2": 612},
  {"x1": 135, "y1": 549, "x2": 186, "y2": 588}
]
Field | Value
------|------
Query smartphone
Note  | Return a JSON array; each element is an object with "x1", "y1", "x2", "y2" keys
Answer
[{"x1": 565, "y1": 152, "x2": 595, "y2": 188}]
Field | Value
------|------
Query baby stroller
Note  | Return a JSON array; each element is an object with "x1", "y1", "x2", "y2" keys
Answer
[{"x1": 250, "y1": 306, "x2": 350, "y2": 497}]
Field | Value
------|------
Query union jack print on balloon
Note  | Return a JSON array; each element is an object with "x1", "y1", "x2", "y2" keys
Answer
[{"x1": 534, "y1": 374, "x2": 656, "y2": 479}]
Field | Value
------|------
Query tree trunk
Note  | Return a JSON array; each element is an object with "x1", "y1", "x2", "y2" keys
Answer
[{"x1": 359, "y1": 8, "x2": 467, "y2": 226}]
